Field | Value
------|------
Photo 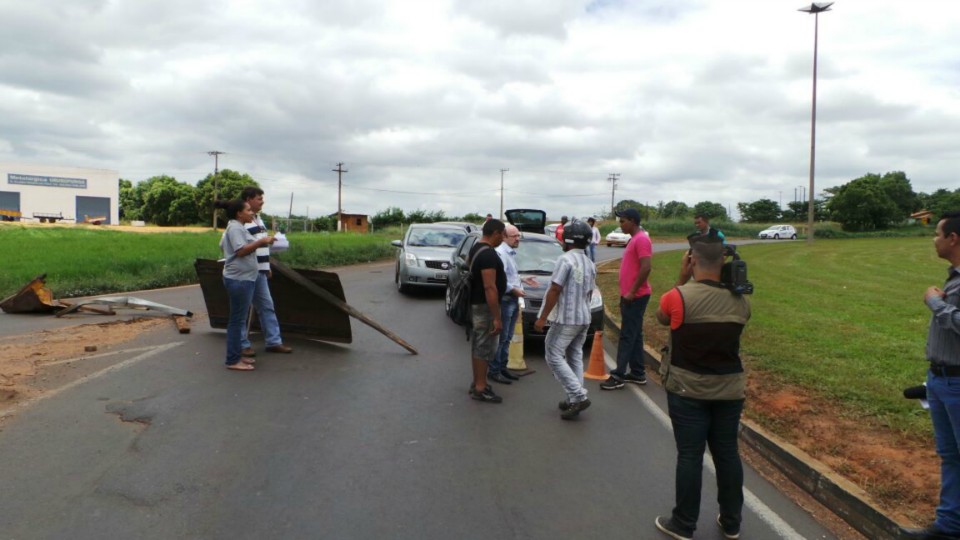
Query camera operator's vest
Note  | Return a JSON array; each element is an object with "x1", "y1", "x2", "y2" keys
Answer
[{"x1": 659, "y1": 281, "x2": 751, "y2": 400}]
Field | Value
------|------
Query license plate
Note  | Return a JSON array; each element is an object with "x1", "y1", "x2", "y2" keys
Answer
[{"x1": 435, "y1": 273, "x2": 447, "y2": 280}]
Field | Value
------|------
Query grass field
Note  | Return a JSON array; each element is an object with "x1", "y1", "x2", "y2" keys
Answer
[
  {"x1": 0, "y1": 224, "x2": 397, "y2": 298},
  {"x1": 597, "y1": 236, "x2": 944, "y2": 437}
]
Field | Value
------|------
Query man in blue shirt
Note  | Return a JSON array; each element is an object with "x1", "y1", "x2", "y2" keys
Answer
[
  {"x1": 490, "y1": 224, "x2": 525, "y2": 384},
  {"x1": 902, "y1": 211, "x2": 960, "y2": 540}
]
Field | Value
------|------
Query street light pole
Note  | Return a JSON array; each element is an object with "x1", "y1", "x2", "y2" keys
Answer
[
  {"x1": 208, "y1": 150, "x2": 225, "y2": 229},
  {"x1": 798, "y1": 2, "x2": 832, "y2": 242},
  {"x1": 499, "y1": 168, "x2": 508, "y2": 219}
]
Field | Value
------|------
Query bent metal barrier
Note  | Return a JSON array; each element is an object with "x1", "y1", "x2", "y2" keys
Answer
[{"x1": 194, "y1": 258, "x2": 417, "y2": 355}]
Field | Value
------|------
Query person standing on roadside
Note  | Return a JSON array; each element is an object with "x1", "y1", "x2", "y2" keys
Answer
[
  {"x1": 900, "y1": 211, "x2": 960, "y2": 540},
  {"x1": 600, "y1": 208, "x2": 653, "y2": 390},
  {"x1": 693, "y1": 213, "x2": 726, "y2": 244},
  {"x1": 535, "y1": 220, "x2": 597, "y2": 420},
  {"x1": 239, "y1": 187, "x2": 293, "y2": 358},
  {"x1": 490, "y1": 224, "x2": 525, "y2": 385},
  {"x1": 653, "y1": 234, "x2": 751, "y2": 540},
  {"x1": 217, "y1": 199, "x2": 276, "y2": 372},
  {"x1": 587, "y1": 217, "x2": 601, "y2": 262},
  {"x1": 555, "y1": 215, "x2": 568, "y2": 243},
  {"x1": 468, "y1": 219, "x2": 507, "y2": 403}
]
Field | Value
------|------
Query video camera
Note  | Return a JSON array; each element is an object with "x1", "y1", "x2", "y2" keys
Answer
[{"x1": 686, "y1": 232, "x2": 754, "y2": 295}]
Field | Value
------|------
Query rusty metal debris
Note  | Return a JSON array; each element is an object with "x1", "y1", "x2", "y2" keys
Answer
[
  {"x1": 194, "y1": 258, "x2": 418, "y2": 355},
  {"x1": 0, "y1": 274, "x2": 63, "y2": 313},
  {"x1": 54, "y1": 296, "x2": 193, "y2": 318}
]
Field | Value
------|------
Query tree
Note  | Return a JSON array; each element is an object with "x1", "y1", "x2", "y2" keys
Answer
[
  {"x1": 660, "y1": 201, "x2": 690, "y2": 219},
  {"x1": 118, "y1": 178, "x2": 139, "y2": 220},
  {"x1": 737, "y1": 199, "x2": 781, "y2": 223},
  {"x1": 614, "y1": 199, "x2": 653, "y2": 220},
  {"x1": 877, "y1": 171, "x2": 919, "y2": 217},
  {"x1": 136, "y1": 175, "x2": 199, "y2": 226},
  {"x1": 693, "y1": 201, "x2": 728, "y2": 221},
  {"x1": 825, "y1": 176, "x2": 899, "y2": 231},
  {"x1": 461, "y1": 212, "x2": 484, "y2": 224},
  {"x1": 371, "y1": 207, "x2": 405, "y2": 229},
  {"x1": 196, "y1": 169, "x2": 261, "y2": 227},
  {"x1": 919, "y1": 188, "x2": 960, "y2": 218}
]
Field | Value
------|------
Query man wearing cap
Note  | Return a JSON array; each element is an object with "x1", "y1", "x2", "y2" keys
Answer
[
  {"x1": 601, "y1": 208, "x2": 653, "y2": 390},
  {"x1": 653, "y1": 234, "x2": 751, "y2": 540}
]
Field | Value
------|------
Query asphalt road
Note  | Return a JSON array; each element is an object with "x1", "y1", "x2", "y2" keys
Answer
[{"x1": 0, "y1": 240, "x2": 827, "y2": 540}]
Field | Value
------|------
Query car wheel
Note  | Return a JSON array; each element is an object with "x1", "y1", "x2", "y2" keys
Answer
[
  {"x1": 791, "y1": 234, "x2": 797, "y2": 240},
  {"x1": 396, "y1": 264, "x2": 409, "y2": 293},
  {"x1": 606, "y1": 243, "x2": 612, "y2": 247},
  {"x1": 444, "y1": 284, "x2": 453, "y2": 314},
  {"x1": 773, "y1": 234, "x2": 779, "y2": 239}
]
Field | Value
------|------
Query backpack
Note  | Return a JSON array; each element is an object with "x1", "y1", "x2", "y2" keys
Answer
[{"x1": 447, "y1": 245, "x2": 490, "y2": 340}]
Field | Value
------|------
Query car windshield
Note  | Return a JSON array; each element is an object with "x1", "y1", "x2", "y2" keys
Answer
[
  {"x1": 406, "y1": 228, "x2": 465, "y2": 247},
  {"x1": 515, "y1": 239, "x2": 563, "y2": 275}
]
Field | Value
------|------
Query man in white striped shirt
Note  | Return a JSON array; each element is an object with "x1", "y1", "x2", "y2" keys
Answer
[
  {"x1": 534, "y1": 219, "x2": 597, "y2": 420},
  {"x1": 239, "y1": 187, "x2": 292, "y2": 357}
]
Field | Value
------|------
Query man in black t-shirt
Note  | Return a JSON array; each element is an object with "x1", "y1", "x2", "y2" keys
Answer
[{"x1": 468, "y1": 219, "x2": 507, "y2": 403}]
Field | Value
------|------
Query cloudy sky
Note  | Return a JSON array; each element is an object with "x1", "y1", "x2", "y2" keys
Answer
[{"x1": 2, "y1": 0, "x2": 958, "y2": 221}]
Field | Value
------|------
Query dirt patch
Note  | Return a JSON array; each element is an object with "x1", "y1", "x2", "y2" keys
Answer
[{"x1": 0, "y1": 318, "x2": 170, "y2": 412}]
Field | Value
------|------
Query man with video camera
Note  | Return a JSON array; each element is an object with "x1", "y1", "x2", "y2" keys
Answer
[
  {"x1": 653, "y1": 231, "x2": 751, "y2": 540},
  {"x1": 901, "y1": 211, "x2": 960, "y2": 540}
]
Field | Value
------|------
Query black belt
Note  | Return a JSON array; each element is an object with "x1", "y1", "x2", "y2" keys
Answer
[{"x1": 930, "y1": 365, "x2": 960, "y2": 377}]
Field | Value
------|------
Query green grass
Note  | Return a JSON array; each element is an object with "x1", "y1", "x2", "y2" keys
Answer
[
  {"x1": 0, "y1": 225, "x2": 396, "y2": 298},
  {"x1": 598, "y1": 237, "x2": 943, "y2": 437}
]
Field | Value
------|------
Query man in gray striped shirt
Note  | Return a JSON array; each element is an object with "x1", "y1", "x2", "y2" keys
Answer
[
  {"x1": 902, "y1": 210, "x2": 960, "y2": 540},
  {"x1": 534, "y1": 220, "x2": 597, "y2": 420}
]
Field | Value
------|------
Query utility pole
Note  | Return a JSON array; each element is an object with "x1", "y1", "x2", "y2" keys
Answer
[
  {"x1": 499, "y1": 168, "x2": 509, "y2": 219},
  {"x1": 607, "y1": 173, "x2": 620, "y2": 218},
  {"x1": 333, "y1": 162, "x2": 348, "y2": 232},
  {"x1": 208, "y1": 150, "x2": 225, "y2": 229}
]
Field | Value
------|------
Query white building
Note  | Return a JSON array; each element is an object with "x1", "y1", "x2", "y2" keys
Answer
[{"x1": 0, "y1": 162, "x2": 119, "y2": 224}]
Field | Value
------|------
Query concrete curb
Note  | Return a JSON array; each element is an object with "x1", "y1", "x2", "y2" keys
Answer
[{"x1": 601, "y1": 308, "x2": 902, "y2": 540}]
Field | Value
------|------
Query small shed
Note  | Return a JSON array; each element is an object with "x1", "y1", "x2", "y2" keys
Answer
[
  {"x1": 339, "y1": 213, "x2": 369, "y2": 233},
  {"x1": 910, "y1": 210, "x2": 935, "y2": 225}
]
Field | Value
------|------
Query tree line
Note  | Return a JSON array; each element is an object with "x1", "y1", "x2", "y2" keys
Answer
[{"x1": 119, "y1": 169, "x2": 959, "y2": 232}]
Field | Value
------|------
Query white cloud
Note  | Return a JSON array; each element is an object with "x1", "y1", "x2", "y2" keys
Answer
[{"x1": 0, "y1": 0, "x2": 958, "y2": 222}]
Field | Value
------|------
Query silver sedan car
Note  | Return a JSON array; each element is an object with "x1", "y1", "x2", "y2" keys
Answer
[{"x1": 392, "y1": 223, "x2": 472, "y2": 293}]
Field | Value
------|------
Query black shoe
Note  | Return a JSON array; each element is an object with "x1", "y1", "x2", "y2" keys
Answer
[
  {"x1": 717, "y1": 515, "x2": 740, "y2": 539},
  {"x1": 470, "y1": 386, "x2": 503, "y2": 403},
  {"x1": 899, "y1": 524, "x2": 960, "y2": 540},
  {"x1": 500, "y1": 370, "x2": 520, "y2": 381},
  {"x1": 655, "y1": 516, "x2": 692, "y2": 540},
  {"x1": 488, "y1": 373, "x2": 513, "y2": 385},
  {"x1": 624, "y1": 372, "x2": 647, "y2": 385},
  {"x1": 558, "y1": 400, "x2": 571, "y2": 411},
  {"x1": 599, "y1": 375, "x2": 624, "y2": 390},
  {"x1": 560, "y1": 398, "x2": 591, "y2": 420}
]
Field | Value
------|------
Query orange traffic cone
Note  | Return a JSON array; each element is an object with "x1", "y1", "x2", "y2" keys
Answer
[{"x1": 584, "y1": 330, "x2": 608, "y2": 380}]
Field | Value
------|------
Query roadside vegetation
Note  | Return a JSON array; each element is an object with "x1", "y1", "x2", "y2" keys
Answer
[
  {"x1": 597, "y1": 236, "x2": 941, "y2": 438},
  {"x1": 0, "y1": 225, "x2": 398, "y2": 299}
]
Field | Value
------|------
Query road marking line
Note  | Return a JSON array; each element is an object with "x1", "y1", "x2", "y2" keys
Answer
[
  {"x1": 603, "y1": 352, "x2": 806, "y2": 540},
  {"x1": 41, "y1": 345, "x2": 160, "y2": 366},
  {"x1": 0, "y1": 342, "x2": 183, "y2": 419}
]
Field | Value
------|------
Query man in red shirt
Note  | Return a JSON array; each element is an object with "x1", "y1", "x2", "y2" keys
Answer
[
  {"x1": 555, "y1": 215, "x2": 568, "y2": 243},
  {"x1": 601, "y1": 208, "x2": 653, "y2": 390}
]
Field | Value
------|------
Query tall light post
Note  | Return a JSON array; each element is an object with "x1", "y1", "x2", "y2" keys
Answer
[
  {"x1": 798, "y1": 2, "x2": 832, "y2": 242},
  {"x1": 499, "y1": 168, "x2": 508, "y2": 219},
  {"x1": 208, "y1": 150, "x2": 225, "y2": 229}
]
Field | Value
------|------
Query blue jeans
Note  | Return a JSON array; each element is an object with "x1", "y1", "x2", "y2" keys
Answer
[
  {"x1": 224, "y1": 277, "x2": 256, "y2": 365},
  {"x1": 240, "y1": 271, "x2": 283, "y2": 349},
  {"x1": 613, "y1": 295, "x2": 650, "y2": 378},
  {"x1": 928, "y1": 371, "x2": 960, "y2": 534},
  {"x1": 667, "y1": 392, "x2": 744, "y2": 535},
  {"x1": 588, "y1": 244, "x2": 596, "y2": 262},
  {"x1": 491, "y1": 296, "x2": 520, "y2": 375},
  {"x1": 545, "y1": 323, "x2": 589, "y2": 403}
]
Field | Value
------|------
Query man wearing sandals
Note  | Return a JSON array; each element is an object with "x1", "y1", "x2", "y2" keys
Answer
[{"x1": 468, "y1": 219, "x2": 507, "y2": 403}]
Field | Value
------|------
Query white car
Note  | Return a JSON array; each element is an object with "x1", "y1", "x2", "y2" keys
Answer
[
  {"x1": 605, "y1": 227, "x2": 631, "y2": 247},
  {"x1": 758, "y1": 224, "x2": 797, "y2": 240}
]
